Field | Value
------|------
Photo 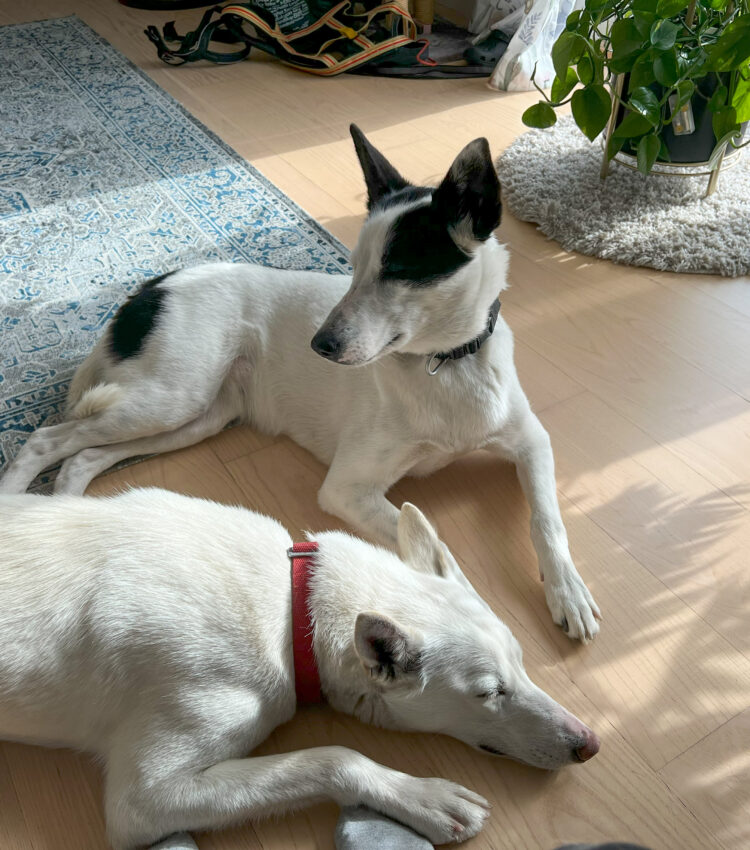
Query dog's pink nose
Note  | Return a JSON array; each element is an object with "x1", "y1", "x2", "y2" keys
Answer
[{"x1": 575, "y1": 728, "x2": 600, "y2": 762}]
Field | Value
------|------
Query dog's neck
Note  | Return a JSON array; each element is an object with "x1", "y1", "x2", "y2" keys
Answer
[
  {"x1": 427, "y1": 298, "x2": 501, "y2": 373},
  {"x1": 303, "y1": 534, "x2": 432, "y2": 726},
  {"x1": 392, "y1": 237, "x2": 508, "y2": 371}
]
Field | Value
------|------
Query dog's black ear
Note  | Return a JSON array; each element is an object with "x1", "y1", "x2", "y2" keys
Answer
[
  {"x1": 354, "y1": 612, "x2": 423, "y2": 684},
  {"x1": 431, "y1": 137, "x2": 501, "y2": 243},
  {"x1": 350, "y1": 124, "x2": 410, "y2": 210}
]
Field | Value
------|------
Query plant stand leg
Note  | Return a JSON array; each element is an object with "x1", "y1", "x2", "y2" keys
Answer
[{"x1": 601, "y1": 74, "x2": 625, "y2": 180}]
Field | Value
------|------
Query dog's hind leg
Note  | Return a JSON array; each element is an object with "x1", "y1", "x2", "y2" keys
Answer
[
  {"x1": 0, "y1": 389, "x2": 204, "y2": 495},
  {"x1": 54, "y1": 393, "x2": 241, "y2": 495}
]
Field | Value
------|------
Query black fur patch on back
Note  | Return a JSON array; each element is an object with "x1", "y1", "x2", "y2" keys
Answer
[
  {"x1": 381, "y1": 205, "x2": 471, "y2": 286},
  {"x1": 109, "y1": 272, "x2": 171, "y2": 361}
]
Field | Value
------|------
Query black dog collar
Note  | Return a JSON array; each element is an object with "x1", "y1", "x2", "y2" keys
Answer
[{"x1": 426, "y1": 299, "x2": 501, "y2": 375}]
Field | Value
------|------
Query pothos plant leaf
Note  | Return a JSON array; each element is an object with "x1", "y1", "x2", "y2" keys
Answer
[
  {"x1": 631, "y1": 50, "x2": 656, "y2": 87},
  {"x1": 675, "y1": 79, "x2": 695, "y2": 107},
  {"x1": 708, "y1": 84, "x2": 729, "y2": 113},
  {"x1": 655, "y1": 0, "x2": 688, "y2": 14},
  {"x1": 706, "y1": 16, "x2": 750, "y2": 70},
  {"x1": 571, "y1": 84, "x2": 612, "y2": 141},
  {"x1": 628, "y1": 86, "x2": 662, "y2": 126},
  {"x1": 566, "y1": 9, "x2": 583, "y2": 31},
  {"x1": 712, "y1": 105, "x2": 740, "y2": 141},
  {"x1": 521, "y1": 102, "x2": 558, "y2": 129},
  {"x1": 633, "y1": 12, "x2": 656, "y2": 41},
  {"x1": 612, "y1": 110, "x2": 655, "y2": 139},
  {"x1": 551, "y1": 67, "x2": 579, "y2": 102},
  {"x1": 637, "y1": 133, "x2": 661, "y2": 174},
  {"x1": 577, "y1": 53, "x2": 595, "y2": 85},
  {"x1": 732, "y1": 74, "x2": 750, "y2": 123},
  {"x1": 650, "y1": 19, "x2": 680, "y2": 50},
  {"x1": 653, "y1": 49, "x2": 680, "y2": 86},
  {"x1": 551, "y1": 31, "x2": 587, "y2": 81},
  {"x1": 610, "y1": 19, "x2": 643, "y2": 63}
]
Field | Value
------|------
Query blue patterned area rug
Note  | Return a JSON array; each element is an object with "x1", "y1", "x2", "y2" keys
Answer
[{"x1": 0, "y1": 16, "x2": 350, "y2": 485}]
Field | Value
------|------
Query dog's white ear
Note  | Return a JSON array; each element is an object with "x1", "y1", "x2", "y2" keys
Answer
[
  {"x1": 397, "y1": 503, "x2": 473, "y2": 589},
  {"x1": 431, "y1": 137, "x2": 501, "y2": 244},
  {"x1": 354, "y1": 612, "x2": 423, "y2": 684},
  {"x1": 350, "y1": 124, "x2": 410, "y2": 210}
]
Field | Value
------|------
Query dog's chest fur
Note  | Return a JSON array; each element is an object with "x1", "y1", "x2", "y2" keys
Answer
[{"x1": 382, "y1": 330, "x2": 516, "y2": 474}]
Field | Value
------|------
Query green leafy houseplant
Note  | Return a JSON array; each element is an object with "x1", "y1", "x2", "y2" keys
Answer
[{"x1": 522, "y1": 0, "x2": 750, "y2": 175}]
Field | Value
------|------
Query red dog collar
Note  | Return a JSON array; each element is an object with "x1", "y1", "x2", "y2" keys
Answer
[{"x1": 289, "y1": 541, "x2": 323, "y2": 704}]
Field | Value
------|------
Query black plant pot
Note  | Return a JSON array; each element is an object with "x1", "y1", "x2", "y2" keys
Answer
[{"x1": 615, "y1": 72, "x2": 736, "y2": 165}]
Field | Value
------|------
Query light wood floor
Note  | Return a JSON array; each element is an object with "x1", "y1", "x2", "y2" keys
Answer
[{"x1": 2, "y1": 2, "x2": 749, "y2": 849}]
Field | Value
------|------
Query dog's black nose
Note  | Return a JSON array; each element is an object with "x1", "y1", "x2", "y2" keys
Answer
[{"x1": 311, "y1": 330, "x2": 342, "y2": 359}]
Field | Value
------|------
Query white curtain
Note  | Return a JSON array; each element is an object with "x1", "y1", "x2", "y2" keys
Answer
[{"x1": 472, "y1": 0, "x2": 582, "y2": 92}]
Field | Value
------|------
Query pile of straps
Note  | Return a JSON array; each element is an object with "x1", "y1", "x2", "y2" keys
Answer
[{"x1": 145, "y1": 1, "x2": 491, "y2": 77}]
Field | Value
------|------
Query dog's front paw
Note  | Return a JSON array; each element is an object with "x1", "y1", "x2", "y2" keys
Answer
[
  {"x1": 544, "y1": 568, "x2": 601, "y2": 642},
  {"x1": 390, "y1": 776, "x2": 490, "y2": 844}
]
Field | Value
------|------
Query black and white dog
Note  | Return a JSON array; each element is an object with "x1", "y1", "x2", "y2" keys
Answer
[{"x1": 0, "y1": 126, "x2": 600, "y2": 641}]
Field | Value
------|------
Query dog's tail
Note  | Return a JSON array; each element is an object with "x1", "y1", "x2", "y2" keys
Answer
[
  {"x1": 66, "y1": 349, "x2": 122, "y2": 419},
  {"x1": 68, "y1": 383, "x2": 123, "y2": 419}
]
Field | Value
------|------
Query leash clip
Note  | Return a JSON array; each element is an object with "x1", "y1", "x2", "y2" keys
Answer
[{"x1": 426, "y1": 353, "x2": 447, "y2": 376}]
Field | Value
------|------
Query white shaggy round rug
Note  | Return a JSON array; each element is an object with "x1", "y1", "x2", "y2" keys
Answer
[{"x1": 496, "y1": 116, "x2": 750, "y2": 277}]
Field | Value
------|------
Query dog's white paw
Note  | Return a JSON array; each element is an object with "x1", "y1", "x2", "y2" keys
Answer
[
  {"x1": 544, "y1": 568, "x2": 601, "y2": 642},
  {"x1": 389, "y1": 776, "x2": 490, "y2": 844}
]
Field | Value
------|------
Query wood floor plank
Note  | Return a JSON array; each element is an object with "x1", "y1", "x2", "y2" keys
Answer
[
  {"x1": 225, "y1": 438, "x2": 350, "y2": 538},
  {"x1": 649, "y1": 269, "x2": 750, "y2": 322},
  {"x1": 205, "y1": 424, "x2": 279, "y2": 466},
  {"x1": 502, "y1": 249, "x2": 750, "y2": 509},
  {"x1": 2, "y1": 745, "x2": 106, "y2": 850},
  {"x1": 85, "y1": 441, "x2": 248, "y2": 504},
  {"x1": 513, "y1": 339, "x2": 586, "y2": 413},
  {"x1": 642, "y1": 271, "x2": 750, "y2": 398},
  {"x1": 660, "y1": 707, "x2": 750, "y2": 850},
  {"x1": 539, "y1": 390, "x2": 750, "y2": 656},
  {"x1": 0, "y1": 747, "x2": 34, "y2": 850}
]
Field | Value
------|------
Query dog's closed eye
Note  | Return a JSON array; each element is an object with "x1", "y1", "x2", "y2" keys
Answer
[{"x1": 475, "y1": 685, "x2": 506, "y2": 699}]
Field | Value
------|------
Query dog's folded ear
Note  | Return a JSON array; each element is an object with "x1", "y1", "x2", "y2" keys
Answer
[
  {"x1": 431, "y1": 137, "x2": 501, "y2": 245},
  {"x1": 354, "y1": 612, "x2": 423, "y2": 684},
  {"x1": 350, "y1": 124, "x2": 410, "y2": 210},
  {"x1": 397, "y1": 503, "x2": 474, "y2": 591}
]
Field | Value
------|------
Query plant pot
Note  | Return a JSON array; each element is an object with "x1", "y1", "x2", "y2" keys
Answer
[{"x1": 612, "y1": 72, "x2": 746, "y2": 165}]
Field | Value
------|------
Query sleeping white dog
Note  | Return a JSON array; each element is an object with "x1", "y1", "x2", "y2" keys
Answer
[
  {"x1": 0, "y1": 489, "x2": 599, "y2": 850},
  {"x1": 0, "y1": 125, "x2": 599, "y2": 641}
]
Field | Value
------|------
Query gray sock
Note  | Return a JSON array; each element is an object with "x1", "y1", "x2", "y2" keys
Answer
[{"x1": 335, "y1": 806, "x2": 433, "y2": 850}]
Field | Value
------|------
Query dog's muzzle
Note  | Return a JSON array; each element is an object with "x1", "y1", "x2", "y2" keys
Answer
[{"x1": 311, "y1": 329, "x2": 343, "y2": 360}]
